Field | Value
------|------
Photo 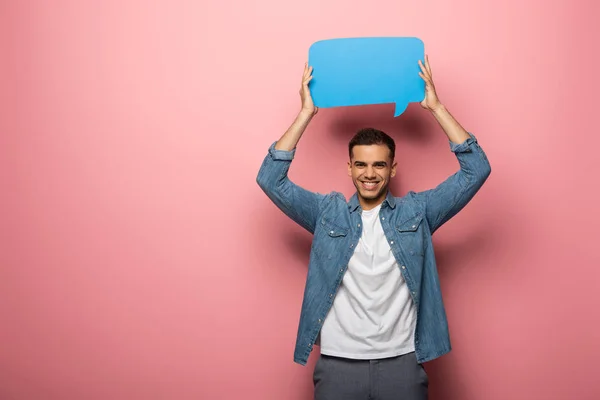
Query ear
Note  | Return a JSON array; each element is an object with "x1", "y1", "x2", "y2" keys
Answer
[
  {"x1": 347, "y1": 161, "x2": 352, "y2": 177},
  {"x1": 390, "y1": 160, "x2": 397, "y2": 178}
]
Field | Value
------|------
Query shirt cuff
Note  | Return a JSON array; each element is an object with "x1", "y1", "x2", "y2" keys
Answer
[
  {"x1": 268, "y1": 141, "x2": 296, "y2": 161},
  {"x1": 449, "y1": 132, "x2": 478, "y2": 153}
]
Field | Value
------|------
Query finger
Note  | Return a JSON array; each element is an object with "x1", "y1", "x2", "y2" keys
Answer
[
  {"x1": 418, "y1": 60, "x2": 430, "y2": 80},
  {"x1": 418, "y1": 71, "x2": 431, "y2": 84},
  {"x1": 425, "y1": 55, "x2": 432, "y2": 76}
]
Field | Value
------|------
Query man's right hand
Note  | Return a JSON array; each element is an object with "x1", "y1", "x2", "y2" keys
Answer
[
  {"x1": 274, "y1": 63, "x2": 319, "y2": 151},
  {"x1": 299, "y1": 63, "x2": 318, "y2": 117}
]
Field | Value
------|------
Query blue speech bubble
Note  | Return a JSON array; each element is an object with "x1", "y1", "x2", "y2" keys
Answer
[{"x1": 308, "y1": 37, "x2": 425, "y2": 117}]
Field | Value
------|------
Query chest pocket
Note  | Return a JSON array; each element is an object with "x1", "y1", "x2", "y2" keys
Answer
[
  {"x1": 321, "y1": 217, "x2": 350, "y2": 238},
  {"x1": 396, "y1": 213, "x2": 423, "y2": 232},
  {"x1": 395, "y1": 213, "x2": 425, "y2": 256},
  {"x1": 312, "y1": 217, "x2": 350, "y2": 259},
  {"x1": 322, "y1": 218, "x2": 349, "y2": 237}
]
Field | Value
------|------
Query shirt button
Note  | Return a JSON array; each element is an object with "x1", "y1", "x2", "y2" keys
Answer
[
  {"x1": 401, "y1": 265, "x2": 406, "y2": 269},
  {"x1": 390, "y1": 241, "x2": 394, "y2": 244},
  {"x1": 350, "y1": 244, "x2": 354, "y2": 248},
  {"x1": 330, "y1": 293, "x2": 333, "y2": 298},
  {"x1": 358, "y1": 224, "x2": 361, "y2": 227},
  {"x1": 318, "y1": 319, "x2": 322, "y2": 323},
  {"x1": 382, "y1": 217, "x2": 385, "y2": 221},
  {"x1": 412, "y1": 225, "x2": 416, "y2": 228},
  {"x1": 330, "y1": 230, "x2": 334, "y2": 234}
]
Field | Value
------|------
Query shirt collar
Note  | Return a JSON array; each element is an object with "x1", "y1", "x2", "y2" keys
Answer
[{"x1": 348, "y1": 191, "x2": 396, "y2": 213}]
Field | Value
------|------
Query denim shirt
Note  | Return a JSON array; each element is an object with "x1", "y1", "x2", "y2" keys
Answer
[{"x1": 256, "y1": 133, "x2": 491, "y2": 366}]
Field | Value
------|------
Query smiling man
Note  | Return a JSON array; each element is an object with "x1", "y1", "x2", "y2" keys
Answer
[
  {"x1": 348, "y1": 128, "x2": 397, "y2": 207},
  {"x1": 256, "y1": 56, "x2": 491, "y2": 400}
]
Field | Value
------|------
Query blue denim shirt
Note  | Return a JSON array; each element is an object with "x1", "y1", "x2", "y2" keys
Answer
[{"x1": 256, "y1": 133, "x2": 491, "y2": 366}]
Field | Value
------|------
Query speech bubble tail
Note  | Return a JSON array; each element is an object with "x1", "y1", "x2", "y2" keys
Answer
[{"x1": 394, "y1": 102, "x2": 408, "y2": 117}]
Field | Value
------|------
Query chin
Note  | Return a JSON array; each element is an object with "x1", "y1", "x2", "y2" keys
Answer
[
  {"x1": 359, "y1": 189, "x2": 383, "y2": 200},
  {"x1": 360, "y1": 192, "x2": 377, "y2": 199}
]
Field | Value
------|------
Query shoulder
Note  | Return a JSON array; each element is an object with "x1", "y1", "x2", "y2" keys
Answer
[
  {"x1": 394, "y1": 191, "x2": 428, "y2": 214},
  {"x1": 317, "y1": 191, "x2": 349, "y2": 209},
  {"x1": 315, "y1": 190, "x2": 351, "y2": 216},
  {"x1": 396, "y1": 190, "x2": 427, "y2": 205}
]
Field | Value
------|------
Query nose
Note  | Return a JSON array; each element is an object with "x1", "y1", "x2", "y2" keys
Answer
[{"x1": 365, "y1": 166, "x2": 376, "y2": 178}]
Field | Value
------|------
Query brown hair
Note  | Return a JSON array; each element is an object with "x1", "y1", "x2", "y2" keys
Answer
[{"x1": 348, "y1": 128, "x2": 395, "y2": 160}]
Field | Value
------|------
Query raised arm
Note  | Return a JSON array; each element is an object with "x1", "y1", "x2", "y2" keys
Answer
[
  {"x1": 414, "y1": 55, "x2": 492, "y2": 234},
  {"x1": 256, "y1": 64, "x2": 326, "y2": 234}
]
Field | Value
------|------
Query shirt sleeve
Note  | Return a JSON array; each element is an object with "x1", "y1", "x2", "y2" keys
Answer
[
  {"x1": 415, "y1": 132, "x2": 492, "y2": 234},
  {"x1": 256, "y1": 142, "x2": 327, "y2": 234}
]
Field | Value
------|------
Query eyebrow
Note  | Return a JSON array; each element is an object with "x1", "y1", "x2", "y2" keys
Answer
[{"x1": 354, "y1": 161, "x2": 388, "y2": 166}]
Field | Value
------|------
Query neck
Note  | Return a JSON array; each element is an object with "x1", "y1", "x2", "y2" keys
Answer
[{"x1": 358, "y1": 192, "x2": 387, "y2": 211}]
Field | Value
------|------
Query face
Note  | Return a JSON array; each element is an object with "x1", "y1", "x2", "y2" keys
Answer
[{"x1": 348, "y1": 144, "x2": 397, "y2": 210}]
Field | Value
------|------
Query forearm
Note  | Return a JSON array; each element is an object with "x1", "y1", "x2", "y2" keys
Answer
[
  {"x1": 275, "y1": 110, "x2": 315, "y2": 151},
  {"x1": 430, "y1": 104, "x2": 471, "y2": 145}
]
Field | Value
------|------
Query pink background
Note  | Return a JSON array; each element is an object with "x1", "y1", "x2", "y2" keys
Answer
[{"x1": 1, "y1": 1, "x2": 599, "y2": 399}]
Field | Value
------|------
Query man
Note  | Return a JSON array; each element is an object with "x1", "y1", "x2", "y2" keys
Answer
[{"x1": 256, "y1": 56, "x2": 491, "y2": 400}]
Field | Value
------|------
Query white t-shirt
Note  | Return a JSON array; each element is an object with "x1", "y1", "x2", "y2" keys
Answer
[{"x1": 319, "y1": 204, "x2": 417, "y2": 359}]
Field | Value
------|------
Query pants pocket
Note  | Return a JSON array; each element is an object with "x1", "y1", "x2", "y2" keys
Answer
[
  {"x1": 417, "y1": 362, "x2": 429, "y2": 386},
  {"x1": 313, "y1": 355, "x2": 323, "y2": 384}
]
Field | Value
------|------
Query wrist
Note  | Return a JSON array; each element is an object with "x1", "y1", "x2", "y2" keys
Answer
[
  {"x1": 298, "y1": 108, "x2": 315, "y2": 120},
  {"x1": 430, "y1": 103, "x2": 446, "y2": 116}
]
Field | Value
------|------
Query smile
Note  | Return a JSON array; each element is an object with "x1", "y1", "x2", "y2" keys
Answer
[{"x1": 360, "y1": 181, "x2": 380, "y2": 190}]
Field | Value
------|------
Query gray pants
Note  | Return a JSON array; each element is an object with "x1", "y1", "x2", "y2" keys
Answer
[{"x1": 313, "y1": 352, "x2": 428, "y2": 400}]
